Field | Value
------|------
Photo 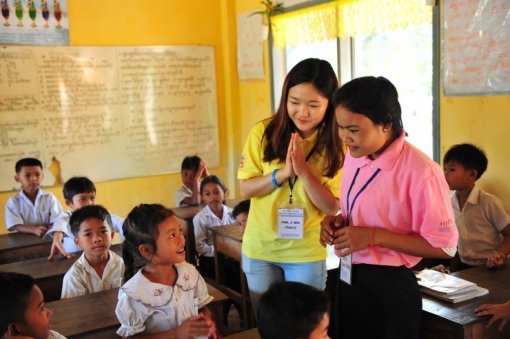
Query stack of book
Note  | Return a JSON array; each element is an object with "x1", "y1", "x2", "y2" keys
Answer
[{"x1": 416, "y1": 269, "x2": 489, "y2": 303}]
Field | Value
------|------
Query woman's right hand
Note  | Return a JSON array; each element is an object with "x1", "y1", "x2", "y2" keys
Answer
[{"x1": 320, "y1": 214, "x2": 344, "y2": 247}]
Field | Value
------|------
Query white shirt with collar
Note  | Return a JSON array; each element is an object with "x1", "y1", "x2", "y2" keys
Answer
[
  {"x1": 174, "y1": 185, "x2": 193, "y2": 206},
  {"x1": 452, "y1": 184, "x2": 510, "y2": 265},
  {"x1": 5, "y1": 189, "x2": 63, "y2": 230},
  {"x1": 44, "y1": 211, "x2": 125, "y2": 253},
  {"x1": 193, "y1": 204, "x2": 234, "y2": 257},
  {"x1": 61, "y1": 249, "x2": 125, "y2": 299},
  {"x1": 115, "y1": 262, "x2": 213, "y2": 337}
]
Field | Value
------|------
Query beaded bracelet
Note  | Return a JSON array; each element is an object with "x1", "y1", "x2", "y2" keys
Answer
[{"x1": 271, "y1": 169, "x2": 283, "y2": 188}]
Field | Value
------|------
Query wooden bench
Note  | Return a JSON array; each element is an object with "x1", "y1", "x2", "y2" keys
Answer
[
  {"x1": 0, "y1": 243, "x2": 122, "y2": 302},
  {"x1": 47, "y1": 283, "x2": 229, "y2": 338},
  {"x1": 0, "y1": 232, "x2": 52, "y2": 264}
]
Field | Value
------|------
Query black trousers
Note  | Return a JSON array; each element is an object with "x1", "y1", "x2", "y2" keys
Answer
[{"x1": 334, "y1": 264, "x2": 421, "y2": 339}]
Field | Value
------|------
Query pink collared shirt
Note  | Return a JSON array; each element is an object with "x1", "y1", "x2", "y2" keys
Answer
[{"x1": 337, "y1": 132, "x2": 458, "y2": 267}]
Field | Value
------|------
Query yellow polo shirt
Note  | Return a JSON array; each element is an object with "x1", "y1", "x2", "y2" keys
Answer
[{"x1": 238, "y1": 120, "x2": 342, "y2": 263}]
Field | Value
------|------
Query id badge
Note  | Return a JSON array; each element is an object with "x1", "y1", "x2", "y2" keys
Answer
[
  {"x1": 339, "y1": 253, "x2": 352, "y2": 285},
  {"x1": 277, "y1": 201, "x2": 304, "y2": 239}
]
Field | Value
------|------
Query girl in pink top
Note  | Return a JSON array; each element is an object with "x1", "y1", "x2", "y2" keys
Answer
[{"x1": 320, "y1": 76, "x2": 458, "y2": 339}]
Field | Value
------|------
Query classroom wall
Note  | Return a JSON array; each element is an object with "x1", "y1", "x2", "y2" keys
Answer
[{"x1": 0, "y1": 0, "x2": 239, "y2": 234}]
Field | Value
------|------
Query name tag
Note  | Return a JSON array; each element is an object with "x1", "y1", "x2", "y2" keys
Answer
[
  {"x1": 340, "y1": 253, "x2": 352, "y2": 285},
  {"x1": 277, "y1": 208, "x2": 304, "y2": 239}
]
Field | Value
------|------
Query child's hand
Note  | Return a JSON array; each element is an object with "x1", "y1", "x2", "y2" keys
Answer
[
  {"x1": 476, "y1": 301, "x2": 510, "y2": 331},
  {"x1": 197, "y1": 160, "x2": 209, "y2": 180},
  {"x1": 32, "y1": 225, "x2": 48, "y2": 237},
  {"x1": 486, "y1": 251, "x2": 506, "y2": 269},
  {"x1": 320, "y1": 214, "x2": 345, "y2": 247},
  {"x1": 173, "y1": 314, "x2": 211, "y2": 338},
  {"x1": 48, "y1": 232, "x2": 74, "y2": 260}
]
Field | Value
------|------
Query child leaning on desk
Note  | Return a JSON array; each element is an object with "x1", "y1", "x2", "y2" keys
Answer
[
  {"x1": 45, "y1": 176, "x2": 125, "y2": 260},
  {"x1": 5, "y1": 158, "x2": 63, "y2": 237},
  {"x1": 0, "y1": 272, "x2": 66, "y2": 339},
  {"x1": 175, "y1": 155, "x2": 209, "y2": 207},
  {"x1": 115, "y1": 204, "x2": 218, "y2": 338},
  {"x1": 443, "y1": 143, "x2": 510, "y2": 270},
  {"x1": 60, "y1": 205, "x2": 125, "y2": 299}
]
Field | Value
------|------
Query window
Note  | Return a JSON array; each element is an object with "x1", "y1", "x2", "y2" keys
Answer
[{"x1": 271, "y1": 1, "x2": 437, "y2": 159}]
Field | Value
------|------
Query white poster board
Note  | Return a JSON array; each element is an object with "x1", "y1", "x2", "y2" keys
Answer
[{"x1": 0, "y1": 45, "x2": 220, "y2": 191}]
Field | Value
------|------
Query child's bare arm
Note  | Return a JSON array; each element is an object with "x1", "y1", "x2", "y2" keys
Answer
[
  {"x1": 487, "y1": 224, "x2": 510, "y2": 268},
  {"x1": 48, "y1": 231, "x2": 74, "y2": 260},
  {"x1": 9, "y1": 224, "x2": 48, "y2": 237}
]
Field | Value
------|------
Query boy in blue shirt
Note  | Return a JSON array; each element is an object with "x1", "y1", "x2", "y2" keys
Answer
[
  {"x1": 45, "y1": 176, "x2": 124, "y2": 260},
  {"x1": 5, "y1": 158, "x2": 62, "y2": 236}
]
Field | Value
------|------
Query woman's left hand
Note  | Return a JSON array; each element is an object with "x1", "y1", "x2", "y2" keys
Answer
[
  {"x1": 290, "y1": 133, "x2": 309, "y2": 177},
  {"x1": 332, "y1": 225, "x2": 373, "y2": 256}
]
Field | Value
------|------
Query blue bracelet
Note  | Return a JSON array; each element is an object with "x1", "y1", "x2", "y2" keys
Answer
[{"x1": 271, "y1": 169, "x2": 283, "y2": 188}]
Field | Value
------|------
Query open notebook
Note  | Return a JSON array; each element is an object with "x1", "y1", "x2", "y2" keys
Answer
[{"x1": 416, "y1": 269, "x2": 489, "y2": 303}]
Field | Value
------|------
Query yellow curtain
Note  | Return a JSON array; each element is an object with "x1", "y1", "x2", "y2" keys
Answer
[{"x1": 271, "y1": 0, "x2": 432, "y2": 48}]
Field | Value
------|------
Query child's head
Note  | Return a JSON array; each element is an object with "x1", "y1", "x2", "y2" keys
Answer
[
  {"x1": 258, "y1": 281, "x2": 330, "y2": 339},
  {"x1": 443, "y1": 143, "x2": 488, "y2": 190},
  {"x1": 232, "y1": 199, "x2": 250, "y2": 233},
  {"x1": 276, "y1": 58, "x2": 338, "y2": 138},
  {"x1": 70, "y1": 205, "x2": 114, "y2": 256},
  {"x1": 63, "y1": 176, "x2": 97, "y2": 211},
  {"x1": 14, "y1": 158, "x2": 44, "y2": 195},
  {"x1": 200, "y1": 175, "x2": 228, "y2": 207},
  {"x1": 181, "y1": 155, "x2": 203, "y2": 188},
  {"x1": 0, "y1": 272, "x2": 53, "y2": 339},
  {"x1": 122, "y1": 204, "x2": 184, "y2": 282}
]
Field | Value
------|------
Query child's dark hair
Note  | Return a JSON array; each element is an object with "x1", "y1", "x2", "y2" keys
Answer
[
  {"x1": 70, "y1": 205, "x2": 113, "y2": 237},
  {"x1": 257, "y1": 281, "x2": 329, "y2": 339},
  {"x1": 0, "y1": 272, "x2": 35, "y2": 335},
  {"x1": 181, "y1": 155, "x2": 202, "y2": 172},
  {"x1": 122, "y1": 204, "x2": 176, "y2": 282},
  {"x1": 263, "y1": 58, "x2": 343, "y2": 178},
  {"x1": 443, "y1": 143, "x2": 488, "y2": 179},
  {"x1": 200, "y1": 175, "x2": 228, "y2": 196},
  {"x1": 232, "y1": 199, "x2": 250, "y2": 219},
  {"x1": 333, "y1": 76, "x2": 404, "y2": 141},
  {"x1": 15, "y1": 158, "x2": 43, "y2": 173},
  {"x1": 63, "y1": 176, "x2": 96, "y2": 201}
]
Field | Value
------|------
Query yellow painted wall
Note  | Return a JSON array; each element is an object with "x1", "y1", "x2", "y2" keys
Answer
[{"x1": 0, "y1": 0, "x2": 238, "y2": 234}]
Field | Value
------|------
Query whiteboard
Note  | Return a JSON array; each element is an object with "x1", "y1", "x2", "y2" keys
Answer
[
  {"x1": 442, "y1": 0, "x2": 510, "y2": 95},
  {"x1": 0, "y1": 45, "x2": 220, "y2": 191}
]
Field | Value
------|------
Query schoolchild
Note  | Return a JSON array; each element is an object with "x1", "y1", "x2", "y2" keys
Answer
[
  {"x1": 232, "y1": 199, "x2": 250, "y2": 235},
  {"x1": 258, "y1": 281, "x2": 330, "y2": 339},
  {"x1": 193, "y1": 175, "x2": 236, "y2": 281},
  {"x1": 5, "y1": 158, "x2": 62, "y2": 236},
  {"x1": 61, "y1": 205, "x2": 125, "y2": 299},
  {"x1": 45, "y1": 177, "x2": 125, "y2": 260},
  {"x1": 321, "y1": 76, "x2": 458, "y2": 338},
  {"x1": 175, "y1": 155, "x2": 209, "y2": 206},
  {"x1": 238, "y1": 58, "x2": 344, "y2": 312},
  {"x1": 0, "y1": 272, "x2": 66, "y2": 339},
  {"x1": 443, "y1": 143, "x2": 510, "y2": 269},
  {"x1": 115, "y1": 204, "x2": 217, "y2": 338}
]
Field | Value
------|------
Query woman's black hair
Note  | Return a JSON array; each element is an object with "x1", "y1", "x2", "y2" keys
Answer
[
  {"x1": 333, "y1": 76, "x2": 404, "y2": 139},
  {"x1": 263, "y1": 58, "x2": 344, "y2": 178},
  {"x1": 122, "y1": 204, "x2": 175, "y2": 282}
]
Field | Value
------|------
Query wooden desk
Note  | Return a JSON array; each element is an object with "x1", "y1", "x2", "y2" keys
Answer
[
  {"x1": 224, "y1": 328, "x2": 260, "y2": 339},
  {"x1": 0, "y1": 243, "x2": 122, "y2": 302},
  {"x1": 48, "y1": 283, "x2": 229, "y2": 338},
  {"x1": 211, "y1": 224, "x2": 255, "y2": 330},
  {"x1": 0, "y1": 232, "x2": 52, "y2": 264},
  {"x1": 421, "y1": 262, "x2": 510, "y2": 339}
]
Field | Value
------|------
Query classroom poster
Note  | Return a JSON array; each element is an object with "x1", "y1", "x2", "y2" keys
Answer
[
  {"x1": 0, "y1": 0, "x2": 69, "y2": 45},
  {"x1": 237, "y1": 11, "x2": 265, "y2": 80}
]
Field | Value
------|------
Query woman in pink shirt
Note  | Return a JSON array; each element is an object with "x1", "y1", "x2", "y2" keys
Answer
[{"x1": 320, "y1": 76, "x2": 458, "y2": 339}]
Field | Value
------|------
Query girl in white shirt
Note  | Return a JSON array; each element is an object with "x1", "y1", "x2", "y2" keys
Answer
[
  {"x1": 193, "y1": 175, "x2": 236, "y2": 282},
  {"x1": 115, "y1": 204, "x2": 217, "y2": 338}
]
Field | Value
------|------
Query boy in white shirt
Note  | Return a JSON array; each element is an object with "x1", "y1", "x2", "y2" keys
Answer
[
  {"x1": 5, "y1": 158, "x2": 63, "y2": 236},
  {"x1": 61, "y1": 205, "x2": 124, "y2": 299},
  {"x1": 174, "y1": 155, "x2": 209, "y2": 206},
  {"x1": 45, "y1": 177, "x2": 124, "y2": 260}
]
